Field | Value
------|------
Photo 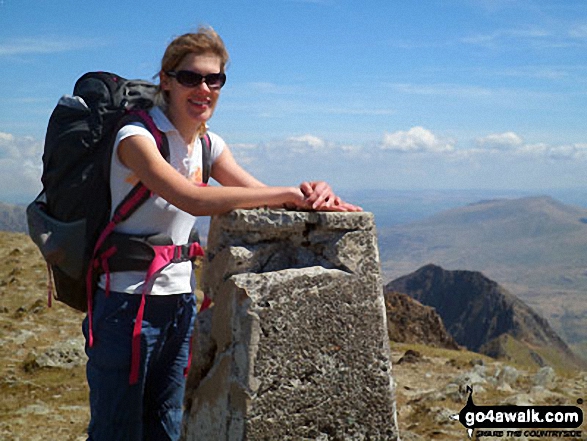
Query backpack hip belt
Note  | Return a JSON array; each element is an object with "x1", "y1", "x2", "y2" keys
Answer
[
  {"x1": 97, "y1": 231, "x2": 203, "y2": 273},
  {"x1": 88, "y1": 230, "x2": 205, "y2": 386}
]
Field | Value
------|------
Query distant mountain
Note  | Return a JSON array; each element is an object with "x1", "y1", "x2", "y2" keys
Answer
[
  {"x1": 379, "y1": 195, "x2": 587, "y2": 279},
  {"x1": 377, "y1": 195, "x2": 587, "y2": 355},
  {"x1": 0, "y1": 202, "x2": 27, "y2": 232},
  {"x1": 386, "y1": 264, "x2": 584, "y2": 370},
  {"x1": 339, "y1": 188, "x2": 587, "y2": 228}
]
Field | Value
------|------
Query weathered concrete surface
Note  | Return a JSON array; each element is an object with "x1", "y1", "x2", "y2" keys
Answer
[{"x1": 182, "y1": 209, "x2": 399, "y2": 441}]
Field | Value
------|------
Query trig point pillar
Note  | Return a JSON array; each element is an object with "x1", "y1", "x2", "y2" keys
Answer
[{"x1": 182, "y1": 209, "x2": 399, "y2": 440}]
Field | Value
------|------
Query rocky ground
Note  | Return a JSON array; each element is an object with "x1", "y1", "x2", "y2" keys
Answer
[
  {"x1": 0, "y1": 232, "x2": 585, "y2": 440},
  {"x1": 391, "y1": 344, "x2": 586, "y2": 440},
  {"x1": 0, "y1": 232, "x2": 88, "y2": 441}
]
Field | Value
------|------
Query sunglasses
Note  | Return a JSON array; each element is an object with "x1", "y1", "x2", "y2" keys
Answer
[{"x1": 166, "y1": 70, "x2": 227, "y2": 89}]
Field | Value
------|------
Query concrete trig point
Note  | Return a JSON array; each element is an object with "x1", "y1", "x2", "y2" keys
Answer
[{"x1": 182, "y1": 209, "x2": 399, "y2": 440}]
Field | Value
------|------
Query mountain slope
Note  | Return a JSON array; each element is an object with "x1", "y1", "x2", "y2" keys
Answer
[
  {"x1": 384, "y1": 290, "x2": 459, "y2": 350},
  {"x1": 379, "y1": 196, "x2": 587, "y2": 278},
  {"x1": 386, "y1": 264, "x2": 584, "y2": 370},
  {"x1": 377, "y1": 196, "x2": 587, "y2": 352}
]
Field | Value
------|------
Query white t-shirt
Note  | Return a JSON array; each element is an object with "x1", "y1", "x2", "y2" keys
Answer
[{"x1": 98, "y1": 106, "x2": 225, "y2": 295}]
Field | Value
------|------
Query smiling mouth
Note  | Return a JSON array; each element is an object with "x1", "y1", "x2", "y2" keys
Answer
[{"x1": 189, "y1": 98, "x2": 210, "y2": 107}]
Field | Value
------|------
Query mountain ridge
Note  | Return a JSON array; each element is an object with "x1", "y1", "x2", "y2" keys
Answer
[{"x1": 385, "y1": 264, "x2": 585, "y2": 371}]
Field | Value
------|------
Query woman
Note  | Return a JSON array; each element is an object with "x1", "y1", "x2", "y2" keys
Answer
[{"x1": 82, "y1": 26, "x2": 360, "y2": 441}]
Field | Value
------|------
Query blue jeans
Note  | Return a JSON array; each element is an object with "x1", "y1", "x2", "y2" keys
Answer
[{"x1": 82, "y1": 289, "x2": 196, "y2": 441}]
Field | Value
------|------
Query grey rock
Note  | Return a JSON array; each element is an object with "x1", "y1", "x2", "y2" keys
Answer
[
  {"x1": 532, "y1": 366, "x2": 556, "y2": 389},
  {"x1": 440, "y1": 383, "x2": 468, "y2": 403},
  {"x1": 15, "y1": 402, "x2": 51, "y2": 416},
  {"x1": 26, "y1": 337, "x2": 86, "y2": 370},
  {"x1": 450, "y1": 365, "x2": 489, "y2": 388},
  {"x1": 182, "y1": 209, "x2": 399, "y2": 441},
  {"x1": 495, "y1": 365, "x2": 520, "y2": 387}
]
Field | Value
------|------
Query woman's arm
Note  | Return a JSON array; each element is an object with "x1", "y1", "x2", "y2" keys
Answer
[
  {"x1": 211, "y1": 145, "x2": 362, "y2": 211},
  {"x1": 118, "y1": 135, "x2": 307, "y2": 216}
]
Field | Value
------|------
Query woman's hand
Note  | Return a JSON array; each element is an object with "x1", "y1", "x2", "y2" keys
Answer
[
  {"x1": 299, "y1": 181, "x2": 362, "y2": 212},
  {"x1": 287, "y1": 186, "x2": 311, "y2": 210},
  {"x1": 300, "y1": 181, "x2": 334, "y2": 210}
]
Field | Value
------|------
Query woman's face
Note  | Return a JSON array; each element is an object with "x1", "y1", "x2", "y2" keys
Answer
[{"x1": 161, "y1": 52, "x2": 223, "y2": 127}]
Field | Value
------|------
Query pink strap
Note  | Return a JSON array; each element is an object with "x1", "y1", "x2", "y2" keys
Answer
[
  {"x1": 112, "y1": 185, "x2": 151, "y2": 222},
  {"x1": 184, "y1": 335, "x2": 194, "y2": 377},
  {"x1": 129, "y1": 292, "x2": 147, "y2": 385},
  {"x1": 199, "y1": 294, "x2": 212, "y2": 312},
  {"x1": 132, "y1": 109, "x2": 163, "y2": 148},
  {"x1": 86, "y1": 237, "x2": 118, "y2": 348},
  {"x1": 99, "y1": 246, "x2": 118, "y2": 298},
  {"x1": 46, "y1": 263, "x2": 54, "y2": 308},
  {"x1": 128, "y1": 241, "x2": 205, "y2": 385}
]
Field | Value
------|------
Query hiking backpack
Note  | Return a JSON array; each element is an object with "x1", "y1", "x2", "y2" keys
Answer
[{"x1": 27, "y1": 71, "x2": 212, "y2": 313}]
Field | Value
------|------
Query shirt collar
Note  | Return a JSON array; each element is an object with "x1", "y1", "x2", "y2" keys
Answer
[
  {"x1": 150, "y1": 106, "x2": 176, "y2": 134},
  {"x1": 150, "y1": 105, "x2": 210, "y2": 139}
]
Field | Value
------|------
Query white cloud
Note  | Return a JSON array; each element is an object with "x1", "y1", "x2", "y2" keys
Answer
[
  {"x1": 471, "y1": 135, "x2": 587, "y2": 162},
  {"x1": 228, "y1": 143, "x2": 260, "y2": 165},
  {"x1": 470, "y1": 132, "x2": 587, "y2": 161},
  {"x1": 232, "y1": 127, "x2": 587, "y2": 172},
  {"x1": 0, "y1": 132, "x2": 43, "y2": 202},
  {"x1": 339, "y1": 144, "x2": 363, "y2": 155},
  {"x1": 495, "y1": 66, "x2": 570, "y2": 80},
  {"x1": 380, "y1": 127, "x2": 455, "y2": 153},
  {"x1": 225, "y1": 135, "x2": 338, "y2": 184},
  {"x1": 0, "y1": 37, "x2": 103, "y2": 57},
  {"x1": 476, "y1": 132, "x2": 524, "y2": 150},
  {"x1": 546, "y1": 143, "x2": 587, "y2": 161},
  {"x1": 0, "y1": 132, "x2": 15, "y2": 143},
  {"x1": 461, "y1": 27, "x2": 551, "y2": 47},
  {"x1": 516, "y1": 142, "x2": 548, "y2": 156},
  {"x1": 286, "y1": 135, "x2": 326, "y2": 150}
]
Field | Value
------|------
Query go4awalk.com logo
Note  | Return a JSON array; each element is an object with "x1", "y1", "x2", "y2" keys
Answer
[{"x1": 450, "y1": 386, "x2": 584, "y2": 438}]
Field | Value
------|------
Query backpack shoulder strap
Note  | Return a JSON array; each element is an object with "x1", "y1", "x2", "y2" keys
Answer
[
  {"x1": 201, "y1": 132, "x2": 212, "y2": 185},
  {"x1": 110, "y1": 109, "x2": 169, "y2": 223},
  {"x1": 119, "y1": 110, "x2": 170, "y2": 161}
]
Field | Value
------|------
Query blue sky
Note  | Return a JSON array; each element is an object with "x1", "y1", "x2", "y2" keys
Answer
[{"x1": 1, "y1": 0, "x2": 587, "y2": 204}]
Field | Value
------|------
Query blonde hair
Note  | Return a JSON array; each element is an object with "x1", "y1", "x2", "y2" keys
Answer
[{"x1": 160, "y1": 26, "x2": 229, "y2": 75}]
